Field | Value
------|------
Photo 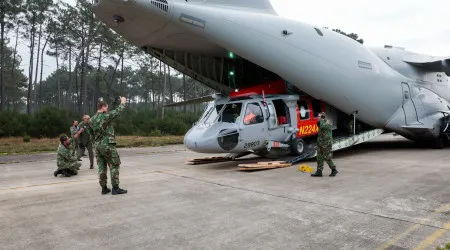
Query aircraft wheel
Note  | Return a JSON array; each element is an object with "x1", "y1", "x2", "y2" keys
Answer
[{"x1": 290, "y1": 138, "x2": 305, "y2": 156}]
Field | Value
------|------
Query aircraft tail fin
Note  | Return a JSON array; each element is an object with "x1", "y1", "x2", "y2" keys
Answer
[{"x1": 199, "y1": 0, "x2": 277, "y2": 15}]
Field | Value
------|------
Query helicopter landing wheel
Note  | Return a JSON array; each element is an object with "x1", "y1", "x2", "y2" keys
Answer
[{"x1": 290, "y1": 138, "x2": 305, "y2": 156}]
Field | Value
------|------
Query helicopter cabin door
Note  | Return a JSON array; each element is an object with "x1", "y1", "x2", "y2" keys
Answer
[{"x1": 238, "y1": 102, "x2": 266, "y2": 151}]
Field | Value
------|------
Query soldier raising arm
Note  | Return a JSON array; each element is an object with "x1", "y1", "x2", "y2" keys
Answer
[{"x1": 88, "y1": 97, "x2": 127, "y2": 195}]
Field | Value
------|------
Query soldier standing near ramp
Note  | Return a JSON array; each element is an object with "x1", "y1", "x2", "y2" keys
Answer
[
  {"x1": 88, "y1": 97, "x2": 127, "y2": 195},
  {"x1": 311, "y1": 112, "x2": 338, "y2": 177}
]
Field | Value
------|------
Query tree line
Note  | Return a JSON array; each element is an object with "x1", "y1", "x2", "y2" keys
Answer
[
  {"x1": 0, "y1": 0, "x2": 364, "y2": 138},
  {"x1": 0, "y1": 0, "x2": 213, "y2": 117}
]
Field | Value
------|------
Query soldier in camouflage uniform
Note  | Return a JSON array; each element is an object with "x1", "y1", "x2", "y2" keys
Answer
[
  {"x1": 88, "y1": 97, "x2": 127, "y2": 195},
  {"x1": 311, "y1": 112, "x2": 338, "y2": 177},
  {"x1": 70, "y1": 120, "x2": 80, "y2": 159},
  {"x1": 77, "y1": 115, "x2": 94, "y2": 169},
  {"x1": 54, "y1": 135, "x2": 81, "y2": 177}
]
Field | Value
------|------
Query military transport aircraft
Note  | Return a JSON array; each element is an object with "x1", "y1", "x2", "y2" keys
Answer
[{"x1": 92, "y1": 0, "x2": 450, "y2": 159}]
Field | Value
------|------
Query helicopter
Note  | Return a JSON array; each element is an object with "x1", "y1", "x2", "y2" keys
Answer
[{"x1": 175, "y1": 79, "x2": 363, "y2": 158}]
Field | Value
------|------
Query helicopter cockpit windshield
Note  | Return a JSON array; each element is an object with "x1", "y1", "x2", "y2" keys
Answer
[
  {"x1": 198, "y1": 102, "x2": 243, "y2": 125},
  {"x1": 218, "y1": 103, "x2": 243, "y2": 123}
]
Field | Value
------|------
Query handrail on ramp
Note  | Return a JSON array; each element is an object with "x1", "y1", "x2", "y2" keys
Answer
[{"x1": 288, "y1": 129, "x2": 385, "y2": 164}]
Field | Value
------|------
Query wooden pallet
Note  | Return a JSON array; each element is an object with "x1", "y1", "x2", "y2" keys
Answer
[
  {"x1": 187, "y1": 156, "x2": 232, "y2": 165},
  {"x1": 238, "y1": 161, "x2": 292, "y2": 171}
]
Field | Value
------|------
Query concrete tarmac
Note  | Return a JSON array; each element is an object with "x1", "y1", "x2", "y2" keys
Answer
[{"x1": 1, "y1": 133, "x2": 450, "y2": 249}]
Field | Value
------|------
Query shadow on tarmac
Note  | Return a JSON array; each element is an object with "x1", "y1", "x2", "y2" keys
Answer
[{"x1": 194, "y1": 134, "x2": 449, "y2": 170}]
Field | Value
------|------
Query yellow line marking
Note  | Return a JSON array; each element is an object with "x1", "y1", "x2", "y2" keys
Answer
[
  {"x1": 377, "y1": 224, "x2": 423, "y2": 250},
  {"x1": 413, "y1": 223, "x2": 450, "y2": 250},
  {"x1": 377, "y1": 203, "x2": 450, "y2": 250}
]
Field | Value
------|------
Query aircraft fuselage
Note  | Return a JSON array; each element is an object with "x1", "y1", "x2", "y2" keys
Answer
[{"x1": 93, "y1": 0, "x2": 450, "y2": 144}]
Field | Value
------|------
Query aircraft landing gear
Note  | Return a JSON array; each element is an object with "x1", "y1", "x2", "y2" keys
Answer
[{"x1": 290, "y1": 138, "x2": 306, "y2": 156}]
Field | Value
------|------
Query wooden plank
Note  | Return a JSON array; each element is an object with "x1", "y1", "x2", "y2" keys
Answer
[
  {"x1": 256, "y1": 161, "x2": 287, "y2": 165},
  {"x1": 238, "y1": 160, "x2": 292, "y2": 171},
  {"x1": 239, "y1": 164, "x2": 291, "y2": 171},
  {"x1": 187, "y1": 156, "x2": 232, "y2": 165},
  {"x1": 239, "y1": 163, "x2": 291, "y2": 168}
]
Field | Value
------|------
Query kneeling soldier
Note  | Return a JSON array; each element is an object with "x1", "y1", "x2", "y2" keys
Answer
[{"x1": 54, "y1": 135, "x2": 81, "y2": 177}]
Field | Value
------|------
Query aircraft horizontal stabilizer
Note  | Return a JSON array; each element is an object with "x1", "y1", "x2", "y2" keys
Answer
[
  {"x1": 403, "y1": 57, "x2": 450, "y2": 76},
  {"x1": 163, "y1": 95, "x2": 214, "y2": 107}
]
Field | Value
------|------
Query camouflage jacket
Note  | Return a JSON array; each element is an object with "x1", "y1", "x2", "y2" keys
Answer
[
  {"x1": 78, "y1": 121, "x2": 92, "y2": 145},
  {"x1": 317, "y1": 118, "x2": 332, "y2": 147},
  {"x1": 57, "y1": 143, "x2": 77, "y2": 169},
  {"x1": 70, "y1": 126, "x2": 79, "y2": 139},
  {"x1": 88, "y1": 103, "x2": 126, "y2": 146}
]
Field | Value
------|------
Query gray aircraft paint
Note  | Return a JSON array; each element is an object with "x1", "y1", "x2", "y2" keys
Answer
[{"x1": 93, "y1": 0, "x2": 450, "y2": 145}]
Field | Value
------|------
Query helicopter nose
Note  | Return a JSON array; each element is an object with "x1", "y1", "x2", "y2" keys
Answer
[
  {"x1": 184, "y1": 127, "x2": 222, "y2": 153},
  {"x1": 184, "y1": 125, "x2": 240, "y2": 153}
]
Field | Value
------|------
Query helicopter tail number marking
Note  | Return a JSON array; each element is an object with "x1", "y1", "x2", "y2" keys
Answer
[
  {"x1": 298, "y1": 124, "x2": 318, "y2": 136},
  {"x1": 244, "y1": 141, "x2": 260, "y2": 149}
]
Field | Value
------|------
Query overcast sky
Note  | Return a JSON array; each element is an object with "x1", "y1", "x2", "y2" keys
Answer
[
  {"x1": 13, "y1": 0, "x2": 450, "y2": 80},
  {"x1": 271, "y1": 0, "x2": 450, "y2": 56}
]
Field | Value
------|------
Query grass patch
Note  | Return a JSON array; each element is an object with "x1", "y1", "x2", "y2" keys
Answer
[
  {"x1": 0, "y1": 136, "x2": 184, "y2": 155},
  {"x1": 437, "y1": 243, "x2": 450, "y2": 250},
  {"x1": 115, "y1": 136, "x2": 184, "y2": 148}
]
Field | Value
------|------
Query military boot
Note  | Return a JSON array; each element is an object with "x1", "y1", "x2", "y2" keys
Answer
[
  {"x1": 54, "y1": 169, "x2": 61, "y2": 177},
  {"x1": 112, "y1": 186, "x2": 127, "y2": 195},
  {"x1": 90, "y1": 164, "x2": 94, "y2": 169},
  {"x1": 64, "y1": 170, "x2": 73, "y2": 177},
  {"x1": 311, "y1": 170, "x2": 323, "y2": 177},
  {"x1": 329, "y1": 169, "x2": 338, "y2": 177},
  {"x1": 101, "y1": 186, "x2": 111, "y2": 195}
]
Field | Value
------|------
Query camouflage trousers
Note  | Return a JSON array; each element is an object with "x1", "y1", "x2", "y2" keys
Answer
[
  {"x1": 70, "y1": 139, "x2": 79, "y2": 157},
  {"x1": 95, "y1": 144, "x2": 121, "y2": 188},
  {"x1": 58, "y1": 162, "x2": 81, "y2": 175},
  {"x1": 317, "y1": 144, "x2": 336, "y2": 171}
]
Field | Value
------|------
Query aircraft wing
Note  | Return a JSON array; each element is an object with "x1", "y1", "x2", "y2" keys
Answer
[{"x1": 402, "y1": 54, "x2": 450, "y2": 76}]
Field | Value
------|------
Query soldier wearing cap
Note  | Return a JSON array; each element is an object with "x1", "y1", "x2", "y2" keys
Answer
[{"x1": 311, "y1": 112, "x2": 338, "y2": 177}]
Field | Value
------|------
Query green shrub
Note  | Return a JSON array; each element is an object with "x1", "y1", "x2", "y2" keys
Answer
[
  {"x1": 0, "y1": 111, "x2": 30, "y2": 137},
  {"x1": 148, "y1": 129, "x2": 162, "y2": 137},
  {"x1": 0, "y1": 107, "x2": 201, "y2": 138},
  {"x1": 23, "y1": 135, "x2": 31, "y2": 142},
  {"x1": 27, "y1": 106, "x2": 79, "y2": 138}
]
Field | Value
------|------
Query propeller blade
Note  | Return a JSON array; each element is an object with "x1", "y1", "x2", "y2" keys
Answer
[{"x1": 164, "y1": 95, "x2": 215, "y2": 107}]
